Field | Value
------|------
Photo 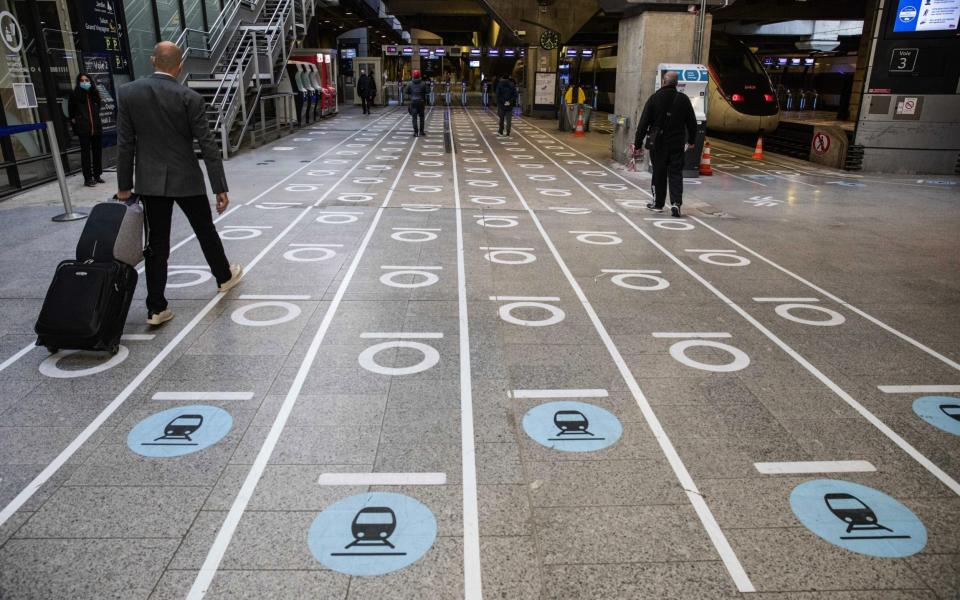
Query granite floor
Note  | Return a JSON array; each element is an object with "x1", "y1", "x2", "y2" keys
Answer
[{"x1": 0, "y1": 105, "x2": 958, "y2": 599}]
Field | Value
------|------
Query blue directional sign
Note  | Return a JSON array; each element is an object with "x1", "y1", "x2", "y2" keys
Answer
[
  {"x1": 127, "y1": 405, "x2": 233, "y2": 457},
  {"x1": 308, "y1": 492, "x2": 437, "y2": 576},
  {"x1": 913, "y1": 396, "x2": 960, "y2": 436},
  {"x1": 790, "y1": 479, "x2": 926, "y2": 557},
  {"x1": 522, "y1": 401, "x2": 622, "y2": 452}
]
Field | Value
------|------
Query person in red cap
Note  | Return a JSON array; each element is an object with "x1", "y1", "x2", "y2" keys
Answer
[{"x1": 404, "y1": 69, "x2": 428, "y2": 136}]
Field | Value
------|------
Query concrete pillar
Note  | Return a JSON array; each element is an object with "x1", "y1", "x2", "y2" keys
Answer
[
  {"x1": 612, "y1": 11, "x2": 710, "y2": 163},
  {"x1": 845, "y1": 0, "x2": 879, "y2": 122}
]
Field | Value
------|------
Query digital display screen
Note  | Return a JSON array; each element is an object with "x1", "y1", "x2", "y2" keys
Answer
[
  {"x1": 503, "y1": 48, "x2": 515, "y2": 56},
  {"x1": 778, "y1": 57, "x2": 788, "y2": 65},
  {"x1": 469, "y1": 60, "x2": 480, "y2": 67},
  {"x1": 470, "y1": 48, "x2": 481, "y2": 56},
  {"x1": 762, "y1": 57, "x2": 774, "y2": 65},
  {"x1": 804, "y1": 58, "x2": 815, "y2": 65},
  {"x1": 402, "y1": 47, "x2": 413, "y2": 56},
  {"x1": 581, "y1": 49, "x2": 594, "y2": 57},
  {"x1": 343, "y1": 49, "x2": 356, "y2": 59},
  {"x1": 419, "y1": 47, "x2": 429, "y2": 56},
  {"x1": 790, "y1": 58, "x2": 802, "y2": 65},
  {"x1": 893, "y1": 0, "x2": 960, "y2": 31},
  {"x1": 384, "y1": 46, "x2": 398, "y2": 55},
  {"x1": 434, "y1": 47, "x2": 445, "y2": 55},
  {"x1": 566, "y1": 48, "x2": 579, "y2": 57},
  {"x1": 488, "y1": 48, "x2": 499, "y2": 56}
]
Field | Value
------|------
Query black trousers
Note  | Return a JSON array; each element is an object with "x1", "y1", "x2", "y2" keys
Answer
[
  {"x1": 360, "y1": 96, "x2": 371, "y2": 114},
  {"x1": 409, "y1": 101, "x2": 425, "y2": 133},
  {"x1": 142, "y1": 195, "x2": 231, "y2": 314},
  {"x1": 650, "y1": 147, "x2": 685, "y2": 208},
  {"x1": 78, "y1": 133, "x2": 102, "y2": 180},
  {"x1": 498, "y1": 106, "x2": 513, "y2": 134}
]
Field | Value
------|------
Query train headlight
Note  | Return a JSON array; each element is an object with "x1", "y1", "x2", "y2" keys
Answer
[{"x1": 731, "y1": 93, "x2": 744, "y2": 102}]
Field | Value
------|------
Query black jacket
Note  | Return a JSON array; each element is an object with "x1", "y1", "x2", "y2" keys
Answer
[
  {"x1": 634, "y1": 84, "x2": 697, "y2": 151},
  {"x1": 405, "y1": 78, "x2": 427, "y2": 102},
  {"x1": 356, "y1": 74, "x2": 376, "y2": 98},
  {"x1": 69, "y1": 87, "x2": 103, "y2": 137},
  {"x1": 495, "y1": 79, "x2": 516, "y2": 109}
]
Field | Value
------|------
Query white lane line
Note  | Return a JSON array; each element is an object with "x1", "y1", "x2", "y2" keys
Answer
[
  {"x1": 754, "y1": 461, "x2": 877, "y2": 475},
  {"x1": 359, "y1": 332, "x2": 444, "y2": 339},
  {"x1": 243, "y1": 107, "x2": 399, "y2": 206},
  {"x1": 617, "y1": 213, "x2": 960, "y2": 496},
  {"x1": 152, "y1": 392, "x2": 254, "y2": 401},
  {"x1": 712, "y1": 166, "x2": 769, "y2": 187},
  {"x1": 514, "y1": 117, "x2": 960, "y2": 374},
  {"x1": 692, "y1": 217, "x2": 960, "y2": 373},
  {"x1": 318, "y1": 472, "x2": 447, "y2": 486},
  {"x1": 0, "y1": 111, "x2": 402, "y2": 376},
  {"x1": 186, "y1": 111, "x2": 423, "y2": 600},
  {"x1": 652, "y1": 332, "x2": 732, "y2": 339},
  {"x1": 510, "y1": 389, "x2": 609, "y2": 399},
  {"x1": 753, "y1": 297, "x2": 820, "y2": 303},
  {"x1": 0, "y1": 200, "x2": 322, "y2": 528},
  {"x1": 489, "y1": 295, "x2": 560, "y2": 301},
  {"x1": 120, "y1": 334, "x2": 157, "y2": 341},
  {"x1": 237, "y1": 294, "x2": 312, "y2": 300},
  {"x1": 450, "y1": 110, "x2": 484, "y2": 600},
  {"x1": 464, "y1": 108, "x2": 756, "y2": 593},
  {"x1": 879, "y1": 385, "x2": 960, "y2": 394}
]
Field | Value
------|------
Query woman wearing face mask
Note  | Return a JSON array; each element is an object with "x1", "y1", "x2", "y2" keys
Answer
[{"x1": 69, "y1": 73, "x2": 104, "y2": 187}]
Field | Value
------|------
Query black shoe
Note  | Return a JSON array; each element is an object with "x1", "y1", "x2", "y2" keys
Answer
[
  {"x1": 646, "y1": 203, "x2": 663, "y2": 212},
  {"x1": 95, "y1": 177, "x2": 106, "y2": 184},
  {"x1": 84, "y1": 179, "x2": 96, "y2": 187},
  {"x1": 420, "y1": 131, "x2": 427, "y2": 137},
  {"x1": 671, "y1": 204, "x2": 682, "y2": 218},
  {"x1": 413, "y1": 132, "x2": 419, "y2": 137}
]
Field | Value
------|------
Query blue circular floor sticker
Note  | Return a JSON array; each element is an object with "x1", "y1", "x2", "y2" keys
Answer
[
  {"x1": 790, "y1": 479, "x2": 926, "y2": 557},
  {"x1": 308, "y1": 492, "x2": 437, "y2": 576},
  {"x1": 522, "y1": 401, "x2": 622, "y2": 452},
  {"x1": 912, "y1": 396, "x2": 960, "y2": 436},
  {"x1": 127, "y1": 405, "x2": 233, "y2": 457}
]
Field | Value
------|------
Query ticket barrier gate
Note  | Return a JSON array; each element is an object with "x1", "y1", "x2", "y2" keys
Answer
[
  {"x1": 481, "y1": 82, "x2": 490, "y2": 107},
  {"x1": 460, "y1": 82, "x2": 468, "y2": 106},
  {"x1": 427, "y1": 81, "x2": 436, "y2": 106},
  {"x1": 443, "y1": 82, "x2": 452, "y2": 106}
]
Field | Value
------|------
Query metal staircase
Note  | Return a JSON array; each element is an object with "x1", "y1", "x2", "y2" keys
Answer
[{"x1": 177, "y1": 0, "x2": 313, "y2": 158}]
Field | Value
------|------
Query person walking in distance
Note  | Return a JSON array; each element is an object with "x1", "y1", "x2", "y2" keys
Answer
[
  {"x1": 405, "y1": 69, "x2": 427, "y2": 137},
  {"x1": 495, "y1": 75, "x2": 517, "y2": 136},
  {"x1": 356, "y1": 69, "x2": 376, "y2": 115},
  {"x1": 116, "y1": 41, "x2": 243, "y2": 327},
  {"x1": 69, "y1": 73, "x2": 104, "y2": 187},
  {"x1": 634, "y1": 70, "x2": 697, "y2": 217}
]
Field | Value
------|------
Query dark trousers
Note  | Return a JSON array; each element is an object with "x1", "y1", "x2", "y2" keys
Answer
[
  {"x1": 410, "y1": 101, "x2": 425, "y2": 133},
  {"x1": 142, "y1": 195, "x2": 231, "y2": 314},
  {"x1": 498, "y1": 106, "x2": 513, "y2": 134},
  {"x1": 360, "y1": 96, "x2": 371, "y2": 114},
  {"x1": 78, "y1": 134, "x2": 102, "y2": 180},
  {"x1": 650, "y1": 147, "x2": 685, "y2": 208}
]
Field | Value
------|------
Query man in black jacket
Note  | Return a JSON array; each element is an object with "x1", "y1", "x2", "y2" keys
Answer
[
  {"x1": 495, "y1": 76, "x2": 517, "y2": 136},
  {"x1": 356, "y1": 69, "x2": 376, "y2": 114},
  {"x1": 634, "y1": 71, "x2": 697, "y2": 217},
  {"x1": 404, "y1": 70, "x2": 427, "y2": 136}
]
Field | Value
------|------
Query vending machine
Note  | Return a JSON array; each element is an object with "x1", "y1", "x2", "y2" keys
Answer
[{"x1": 654, "y1": 63, "x2": 709, "y2": 177}]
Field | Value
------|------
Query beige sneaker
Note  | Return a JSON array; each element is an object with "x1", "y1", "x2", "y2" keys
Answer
[
  {"x1": 146, "y1": 308, "x2": 174, "y2": 326},
  {"x1": 217, "y1": 264, "x2": 244, "y2": 293}
]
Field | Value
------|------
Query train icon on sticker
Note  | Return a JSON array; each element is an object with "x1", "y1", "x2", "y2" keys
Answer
[
  {"x1": 308, "y1": 492, "x2": 437, "y2": 576},
  {"x1": 912, "y1": 396, "x2": 960, "y2": 436},
  {"x1": 127, "y1": 405, "x2": 233, "y2": 457},
  {"x1": 790, "y1": 479, "x2": 926, "y2": 557},
  {"x1": 522, "y1": 401, "x2": 622, "y2": 452}
]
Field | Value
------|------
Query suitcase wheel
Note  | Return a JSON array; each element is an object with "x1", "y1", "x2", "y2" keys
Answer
[
  {"x1": 109, "y1": 346, "x2": 119, "y2": 356},
  {"x1": 45, "y1": 347, "x2": 59, "y2": 354}
]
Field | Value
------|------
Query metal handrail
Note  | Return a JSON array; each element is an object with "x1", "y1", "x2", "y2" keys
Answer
[{"x1": 176, "y1": 0, "x2": 258, "y2": 76}]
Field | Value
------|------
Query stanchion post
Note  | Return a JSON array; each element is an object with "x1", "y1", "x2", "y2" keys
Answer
[{"x1": 47, "y1": 121, "x2": 87, "y2": 222}]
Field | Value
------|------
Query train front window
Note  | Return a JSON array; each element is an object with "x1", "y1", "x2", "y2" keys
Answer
[
  {"x1": 357, "y1": 513, "x2": 394, "y2": 525},
  {"x1": 827, "y1": 498, "x2": 866, "y2": 511},
  {"x1": 711, "y1": 37, "x2": 765, "y2": 78}
]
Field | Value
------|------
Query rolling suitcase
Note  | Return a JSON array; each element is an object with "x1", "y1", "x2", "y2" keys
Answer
[
  {"x1": 35, "y1": 198, "x2": 144, "y2": 355},
  {"x1": 35, "y1": 259, "x2": 138, "y2": 355}
]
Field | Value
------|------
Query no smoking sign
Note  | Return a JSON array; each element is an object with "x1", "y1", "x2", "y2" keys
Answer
[{"x1": 813, "y1": 132, "x2": 831, "y2": 155}]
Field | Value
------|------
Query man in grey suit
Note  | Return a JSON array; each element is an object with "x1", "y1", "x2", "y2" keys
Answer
[{"x1": 117, "y1": 41, "x2": 243, "y2": 326}]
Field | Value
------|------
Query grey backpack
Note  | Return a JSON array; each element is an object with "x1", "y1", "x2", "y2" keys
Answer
[{"x1": 76, "y1": 197, "x2": 146, "y2": 266}]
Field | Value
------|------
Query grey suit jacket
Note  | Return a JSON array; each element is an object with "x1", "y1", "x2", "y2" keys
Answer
[{"x1": 117, "y1": 73, "x2": 228, "y2": 196}]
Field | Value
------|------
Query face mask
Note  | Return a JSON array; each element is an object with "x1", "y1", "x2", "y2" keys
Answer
[{"x1": 80, "y1": 81, "x2": 92, "y2": 91}]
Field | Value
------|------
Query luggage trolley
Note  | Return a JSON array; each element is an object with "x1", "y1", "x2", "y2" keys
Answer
[
  {"x1": 824, "y1": 493, "x2": 910, "y2": 540},
  {"x1": 548, "y1": 410, "x2": 605, "y2": 441}
]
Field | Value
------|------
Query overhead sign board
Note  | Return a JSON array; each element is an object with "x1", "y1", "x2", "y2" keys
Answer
[{"x1": 385, "y1": 45, "x2": 398, "y2": 55}]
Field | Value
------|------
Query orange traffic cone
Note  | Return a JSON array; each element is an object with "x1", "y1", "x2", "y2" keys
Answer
[
  {"x1": 752, "y1": 135, "x2": 764, "y2": 159},
  {"x1": 699, "y1": 142, "x2": 713, "y2": 176},
  {"x1": 573, "y1": 107, "x2": 586, "y2": 138}
]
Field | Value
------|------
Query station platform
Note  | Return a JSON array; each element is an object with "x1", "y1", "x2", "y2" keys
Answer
[
  {"x1": 779, "y1": 110, "x2": 856, "y2": 133},
  {"x1": 0, "y1": 105, "x2": 958, "y2": 600}
]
